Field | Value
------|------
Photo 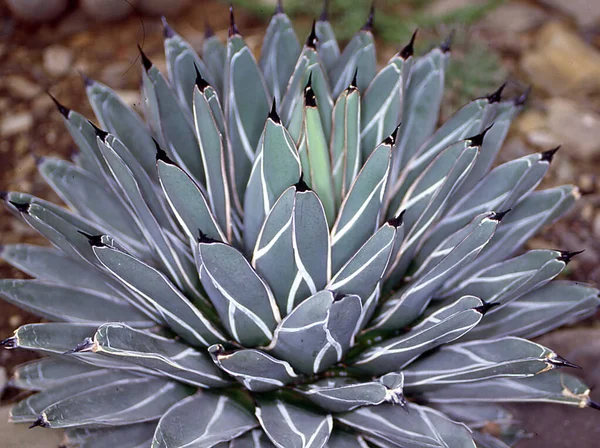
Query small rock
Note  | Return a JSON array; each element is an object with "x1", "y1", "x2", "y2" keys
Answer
[
  {"x1": 0, "y1": 113, "x2": 33, "y2": 137},
  {"x1": 3, "y1": 76, "x2": 40, "y2": 100},
  {"x1": 540, "y1": 0, "x2": 600, "y2": 29},
  {"x1": 6, "y1": 0, "x2": 67, "y2": 22},
  {"x1": 43, "y1": 45, "x2": 73, "y2": 77},
  {"x1": 0, "y1": 406, "x2": 64, "y2": 448},
  {"x1": 483, "y1": 3, "x2": 547, "y2": 35},
  {"x1": 81, "y1": 0, "x2": 137, "y2": 21},
  {"x1": 521, "y1": 22, "x2": 600, "y2": 95}
]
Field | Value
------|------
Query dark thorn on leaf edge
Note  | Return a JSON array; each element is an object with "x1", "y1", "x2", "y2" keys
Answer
[
  {"x1": 204, "y1": 20, "x2": 214, "y2": 38},
  {"x1": 467, "y1": 123, "x2": 493, "y2": 147},
  {"x1": 198, "y1": 228, "x2": 219, "y2": 244},
  {"x1": 440, "y1": 30, "x2": 455, "y2": 53},
  {"x1": 349, "y1": 68, "x2": 358, "y2": 90},
  {"x1": 0, "y1": 337, "x2": 15, "y2": 348},
  {"x1": 490, "y1": 209, "x2": 511, "y2": 222},
  {"x1": 63, "y1": 337, "x2": 94, "y2": 355},
  {"x1": 229, "y1": 4, "x2": 240, "y2": 37},
  {"x1": 588, "y1": 400, "x2": 600, "y2": 411},
  {"x1": 47, "y1": 92, "x2": 70, "y2": 118},
  {"x1": 306, "y1": 20, "x2": 318, "y2": 48},
  {"x1": 88, "y1": 120, "x2": 109, "y2": 141},
  {"x1": 387, "y1": 209, "x2": 406, "y2": 228},
  {"x1": 154, "y1": 138, "x2": 175, "y2": 164},
  {"x1": 29, "y1": 417, "x2": 48, "y2": 429},
  {"x1": 557, "y1": 249, "x2": 584, "y2": 264},
  {"x1": 548, "y1": 354, "x2": 582, "y2": 370},
  {"x1": 383, "y1": 123, "x2": 401, "y2": 146},
  {"x1": 269, "y1": 98, "x2": 281, "y2": 123},
  {"x1": 162, "y1": 17, "x2": 175, "y2": 39},
  {"x1": 514, "y1": 86, "x2": 532, "y2": 106},
  {"x1": 77, "y1": 230, "x2": 106, "y2": 247},
  {"x1": 194, "y1": 64, "x2": 210, "y2": 91},
  {"x1": 320, "y1": 0, "x2": 329, "y2": 21},
  {"x1": 487, "y1": 83, "x2": 506, "y2": 103},
  {"x1": 138, "y1": 45, "x2": 152, "y2": 71},
  {"x1": 8, "y1": 201, "x2": 30, "y2": 214},
  {"x1": 79, "y1": 70, "x2": 93, "y2": 87},
  {"x1": 304, "y1": 74, "x2": 317, "y2": 107},
  {"x1": 400, "y1": 29, "x2": 418, "y2": 59},
  {"x1": 362, "y1": 3, "x2": 375, "y2": 31},
  {"x1": 540, "y1": 145, "x2": 560, "y2": 162},
  {"x1": 208, "y1": 344, "x2": 226, "y2": 356},
  {"x1": 275, "y1": 0, "x2": 283, "y2": 14},
  {"x1": 295, "y1": 174, "x2": 311, "y2": 192},
  {"x1": 474, "y1": 301, "x2": 500, "y2": 315}
]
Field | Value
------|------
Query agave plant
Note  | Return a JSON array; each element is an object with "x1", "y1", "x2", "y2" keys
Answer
[{"x1": 1, "y1": 3, "x2": 598, "y2": 447}]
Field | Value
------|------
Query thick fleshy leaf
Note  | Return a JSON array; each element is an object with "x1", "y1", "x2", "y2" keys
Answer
[
  {"x1": 0, "y1": 280, "x2": 152, "y2": 327},
  {"x1": 202, "y1": 31, "x2": 226, "y2": 95},
  {"x1": 375, "y1": 213, "x2": 500, "y2": 330},
  {"x1": 256, "y1": 399, "x2": 333, "y2": 448},
  {"x1": 253, "y1": 185, "x2": 330, "y2": 315},
  {"x1": 11, "y1": 357, "x2": 100, "y2": 391},
  {"x1": 2, "y1": 323, "x2": 97, "y2": 356},
  {"x1": 152, "y1": 391, "x2": 257, "y2": 448},
  {"x1": 65, "y1": 423, "x2": 156, "y2": 448},
  {"x1": 196, "y1": 239, "x2": 280, "y2": 347},
  {"x1": 326, "y1": 431, "x2": 369, "y2": 448},
  {"x1": 92, "y1": 244, "x2": 225, "y2": 347},
  {"x1": 296, "y1": 373, "x2": 404, "y2": 413},
  {"x1": 209, "y1": 344, "x2": 299, "y2": 392},
  {"x1": 35, "y1": 376, "x2": 191, "y2": 428},
  {"x1": 422, "y1": 370, "x2": 596, "y2": 409},
  {"x1": 244, "y1": 111, "x2": 302, "y2": 253},
  {"x1": 224, "y1": 29, "x2": 270, "y2": 201},
  {"x1": 331, "y1": 82, "x2": 361, "y2": 208},
  {"x1": 330, "y1": 139, "x2": 392, "y2": 272},
  {"x1": 354, "y1": 296, "x2": 484, "y2": 375},
  {"x1": 403, "y1": 337, "x2": 573, "y2": 391},
  {"x1": 268, "y1": 291, "x2": 362, "y2": 375},
  {"x1": 229, "y1": 429, "x2": 277, "y2": 448},
  {"x1": 260, "y1": 11, "x2": 301, "y2": 104},
  {"x1": 315, "y1": 18, "x2": 340, "y2": 73},
  {"x1": 90, "y1": 323, "x2": 231, "y2": 388},
  {"x1": 461, "y1": 281, "x2": 600, "y2": 342},
  {"x1": 337, "y1": 403, "x2": 476, "y2": 448}
]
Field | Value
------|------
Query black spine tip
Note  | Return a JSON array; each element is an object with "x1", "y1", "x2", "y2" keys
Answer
[
  {"x1": 467, "y1": 123, "x2": 494, "y2": 147},
  {"x1": 557, "y1": 249, "x2": 584, "y2": 264},
  {"x1": 350, "y1": 68, "x2": 358, "y2": 90},
  {"x1": 208, "y1": 343, "x2": 226, "y2": 356},
  {"x1": 295, "y1": 174, "x2": 311, "y2": 192},
  {"x1": 47, "y1": 92, "x2": 70, "y2": 118},
  {"x1": 63, "y1": 337, "x2": 94, "y2": 355},
  {"x1": 332, "y1": 291, "x2": 347, "y2": 302},
  {"x1": 487, "y1": 83, "x2": 506, "y2": 104},
  {"x1": 204, "y1": 20, "x2": 215, "y2": 38},
  {"x1": 138, "y1": 45, "x2": 153, "y2": 71},
  {"x1": 400, "y1": 29, "x2": 418, "y2": 59},
  {"x1": 588, "y1": 400, "x2": 600, "y2": 412},
  {"x1": 162, "y1": 17, "x2": 175, "y2": 39},
  {"x1": 304, "y1": 74, "x2": 317, "y2": 107},
  {"x1": 440, "y1": 30, "x2": 455, "y2": 53},
  {"x1": 475, "y1": 301, "x2": 500, "y2": 315},
  {"x1": 79, "y1": 70, "x2": 93, "y2": 87},
  {"x1": 8, "y1": 201, "x2": 30, "y2": 214},
  {"x1": 269, "y1": 98, "x2": 281, "y2": 123},
  {"x1": 490, "y1": 209, "x2": 511, "y2": 222},
  {"x1": 77, "y1": 230, "x2": 106, "y2": 247},
  {"x1": 548, "y1": 354, "x2": 582, "y2": 370},
  {"x1": 383, "y1": 123, "x2": 401, "y2": 146},
  {"x1": 362, "y1": 3, "x2": 375, "y2": 31},
  {"x1": 194, "y1": 64, "x2": 210, "y2": 91},
  {"x1": 540, "y1": 145, "x2": 560, "y2": 163},
  {"x1": 319, "y1": 0, "x2": 329, "y2": 21},
  {"x1": 88, "y1": 120, "x2": 109, "y2": 142},
  {"x1": 0, "y1": 337, "x2": 15, "y2": 348},
  {"x1": 28, "y1": 417, "x2": 48, "y2": 429},
  {"x1": 229, "y1": 4, "x2": 240, "y2": 37},
  {"x1": 197, "y1": 229, "x2": 218, "y2": 244},
  {"x1": 306, "y1": 20, "x2": 318, "y2": 48},
  {"x1": 514, "y1": 86, "x2": 532, "y2": 107},
  {"x1": 154, "y1": 139, "x2": 174, "y2": 164},
  {"x1": 387, "y1": 209, "x2": 406, "y2": 228},
  {"x1": 275, "y1": 0, "x2": 284, "y2": 14}
]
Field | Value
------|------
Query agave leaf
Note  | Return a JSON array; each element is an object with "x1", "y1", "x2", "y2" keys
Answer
[
  {"x1": 141, "y1": 54, "x2": 206, "y2": 185},
  {"x1": 244, "y1": 110, "x2": 302, "y2": 254},
  {"x1": 331, "y1": 82, "x2": 361, "y2": 208},
  {"x1": 392, "y1": 46, "x2": 449, "y2": 177},
  {"x1": 196, "y1": 238, "x2": 280, "y2": 347},
  {"x1": 0, "y1": 244, "x2": 124, "y2": 297},
  {"x1": 331, "y1": 139, "x2": 392, "y2": 272},
  {"x1": 10, "y1": 370, "x2": 135, "y2": 423},
  {"x1": 202, "y1": 30, "x2": 226, "y2": 96},
  {"x1": 11, "y1": 357, "x2": 100, "y2": 391},
  {"x1": 438, "y1": 249, "x2": 569, "y2": 306},
  {"x1": 326, "y1": 431, "x2": 369, "y2": 447},
  {"x1": 360, "y1": 50, "x2": 412, "y2": 159},
  {"x1": 193, "y1": 84, "x2": 232, "y2": 238},
  {"x1": 422, "y1": 370, "x2": 595, "y2": 408},
  {"x1": 403, "y1": 337, "x2": 570, "y2": 392},
  {"x1": 91, "y1": 244, "x2": 225, "y2": 347},
  {"x1": 376, "y1": 213, "x2": 499, "y2": 331},
  {"x1": 229, "y1": 429, "x2": 277, "y2": 447},
  {"x1": 444, "y1": 185, "x2": 579, "y2": 289},
  {"x1": 461, "y1": 281, "x2": 600, "y2": 342},
  {"x1": 315, "y1": 18, "x2": 340, "y2": 73},
  {"x1": 3, "y1": 323, "x2": 97, "y2": 355},
  {"x1": 354, "y1": 296, "x2": 484, "y2": 375},
  {"x1": 328, "y1": 26, "x2": 376, "y2": 98},
  {"x1": 85, "y1": 80, "x2": 157, "y2": 180},
  {"x1": 65, "y1": 423, "x2": 156, "y2": 448},
  {"x1": 255, "y1": 399, "x2": 333, "y2": 448},
  {"x1": 337, "y1": 403, "x2": 476, "y2": 448},
  {"x1": 0, "y1": 280, "x2": 152, "y2": 327},
  {"x1": 296, "y1": 372, "x2": 404, "y2": 413},
  {"x1": 268, "y1": 291, "x2": 361, "y2": 375},
  {"x1": 253, "y1": 185, "x2": 331, "y2": 315},
  {"x1": 416, "y1": 151, "x2": 552, "y2": 264},
  {"x1": 225, "y1": 29, "x2": 270, "y2": 202},
  {"x1": 157, "y1": 155, "x2": 226, "y2": 243},
  {"x1": 209, "y1": 344, "x2": 299, "y2": 392},
  {"x1": 260, "y1": 10, "x2": 301, "y2": 105},
  {"x1": 91, "y1": 323, "x2": 231, "y2": 388},
  {"x1": 163, "y1": 21, "x2": 215, "y2": 116},
  {"x1": 37, "y1": 376, "x2": 191, "y2": 428},
  {"x1": 431, "y1": 402, "x2": 515, "y2": 431},
  {"x1": 152, "y1": 390, "x2": 257, "y2": 448}
]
